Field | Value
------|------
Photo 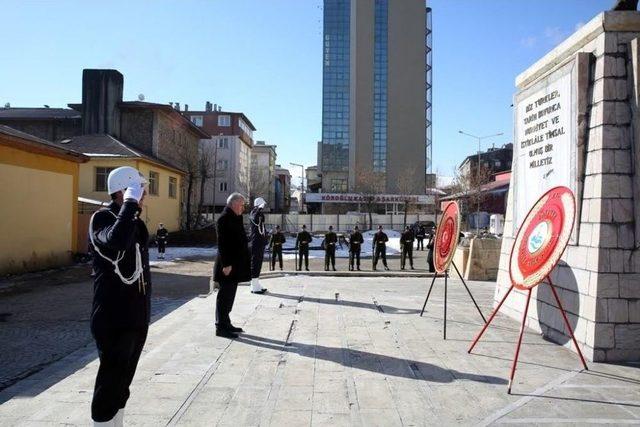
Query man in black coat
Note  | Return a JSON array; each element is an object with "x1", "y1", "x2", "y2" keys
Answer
[
  {"x1": 324, "y1": 225, "x2": 338, "y2": 271},
  {"x1": 427, "y1": 227, "x2": 436, "y2": 272},
  {"x1": 249, "y1": 197, "x2": 268, "y2": 294},
  {"x1": 401, "y1": 225, "x2": 415, "y2": 270},
  {"x1": 156, "y1": 223, "x2": 168, "y2": 259},
  {"x1": 89, "y1": 166, "x2": 151, "y2": 425},
  {"x1": 295, "y1": 224, "x2": 312, "y2": 271},
  {"x1": 269, "y1": 225, "x2": 285, "y2": 270},
  {"x1": 214, "y1": 193, "x2": 251, "y2": 339},
  {"x1": 372, "y1": 225, "x2": 390, "y2": 271},
  {"x1": 348, "y1": 225, "x2": 364, "y2": 271}
]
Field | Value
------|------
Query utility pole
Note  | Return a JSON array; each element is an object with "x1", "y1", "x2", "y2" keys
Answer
[{"x1": 211, "y1": 133, "x2": 222, "y2": 223}]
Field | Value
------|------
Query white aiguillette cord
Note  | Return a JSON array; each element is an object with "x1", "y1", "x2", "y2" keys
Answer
[{"x1": 89, "y1": 210, "x2": 146, "y2": 293}]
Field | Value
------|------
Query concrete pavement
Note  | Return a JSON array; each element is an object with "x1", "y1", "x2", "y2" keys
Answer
[{"x1": 1, "y1": 273, "x2": 639, "y2": 426}]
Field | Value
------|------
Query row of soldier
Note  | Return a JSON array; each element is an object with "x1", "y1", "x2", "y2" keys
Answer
[{"x1": 267, "y1": 224, "x2": 435, "y2": 272}]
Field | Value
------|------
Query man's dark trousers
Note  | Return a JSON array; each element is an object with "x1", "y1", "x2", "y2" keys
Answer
[
  {"x1": 271, "y1": 247, "x2": 283, "y2": 270},
  {"x1": 349, "y1": 248, "x2": 361, "y2": 270},
  {"x1": 373, "y1": 246, "x2": 387, "y2": 269},
  {"x1": 401, "y1": 245, "x2": 414, "y2": 269},
  {"x1": 325, "y1": 247, "x2": 336, "y2": 270},
  {"x1": 91, "y1": 326, "x2": 148, "y2": 421},
  {"x1": 298, "y1": 248, "x2": 309, "y2": 270},
  {"x1": 216, "y1": 282, "x2": 239, "y2": 329}
]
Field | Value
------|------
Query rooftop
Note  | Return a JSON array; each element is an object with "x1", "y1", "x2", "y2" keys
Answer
[
  {"x1": 0, "y1": 125, "x2": 87, "y2": 163},
  {"x1": 0, "y1": 107, "x2": 81, "y2": 120}
]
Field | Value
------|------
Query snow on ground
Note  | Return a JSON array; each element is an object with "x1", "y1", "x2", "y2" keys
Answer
[
  {"x1": 148, "y1": 230, "x2": 405, "y2": 265},
  {"x1": 280, "y1": 229, "x2": 402, "y2": 259},
  {"x1": 149, "y1": 246, "x2": 217, "y2": 266}
]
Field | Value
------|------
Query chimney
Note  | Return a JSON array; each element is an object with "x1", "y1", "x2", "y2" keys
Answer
[
  {"x1": 174, "y1": 102, "x2": 180, "y2": 111},
  {"x1": 169, "y1": 102, "x2": 174, "y2": 108},
  {"x1": 213, "y1": 103, "x2": 217, "y2": 112},
  {"x1": 206, "y1": 101, "x2": 212, "y2": 112},
  {"x1": 81, "y1": 69, "x2": 123, "y2": 137},
  {"x1": 218, "y1": 106, "x2": 222, "y2": 111}
]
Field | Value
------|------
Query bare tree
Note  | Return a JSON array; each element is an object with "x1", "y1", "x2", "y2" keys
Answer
[
  {"x1": 196, "y1": 141, "x2": 216, "y2": 227},
  {"x1": 355, "y1": 168, "x2": 385, "y2": 230},
  {"x1": 176, "y1": 139, "x2": 199, "y2": 231},
  {"x1": 396, "y1": 166, "x2": 420, "y2": 228},
  {"x1": 451, "y1": 164, "x2": 493, "y2": 230}
]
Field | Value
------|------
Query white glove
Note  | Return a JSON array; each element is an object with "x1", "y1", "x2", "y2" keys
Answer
[{"x1": 124, "y1": 185, "x2": 144, "y2": 203}]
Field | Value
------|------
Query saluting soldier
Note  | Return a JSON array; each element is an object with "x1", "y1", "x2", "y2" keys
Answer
[
  {"x1": 401, "y1": 225, "x2": 415, "y2": 270},
  {"x1": 269, "y1": 225, "x2": 285, "y2": 271},
  {"x1": 324, "y1": 225, "x2": 338, "y2": 271},
  {"x1": 372, "y1": 225, "x2": 390, "y2": 271},
  {"x1": 348, "y1": 225, "x2": 364, "y2": 271},
  {"x1": 295, "y1": 224, "x2": 312, "y2": 271}
]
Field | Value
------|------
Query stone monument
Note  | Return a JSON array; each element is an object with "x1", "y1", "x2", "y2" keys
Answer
[{"x1": 495, "y1": 11, "x2": 640, "y2": 362}]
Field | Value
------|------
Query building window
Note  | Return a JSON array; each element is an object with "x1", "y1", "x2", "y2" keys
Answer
[
  {"x1": 330, "y1": 178, "x2": 347, "y2": 193},
  {"x1": 149, "y1": 171, "x2": 159, "y2": 195},
  {"x1": 217, "y1": 159, "x2": 228, "y2": 170},
  {"x1": 169, "y1": 176, "x2": 177, "y2": 199},
  {"x1": 95, "y1": 167, "x2": 115, "y2": 192},
  {"x1": 218, "y1": 137, "x2": 229, "y2": 149},
  {"x1": 191, "y1": 115, "x2": 203, "y2": 127},
  {"x1": 218, "y1": 115, "x2": 231, "y2": 127},
  {"x1": 219, "y1": 182, "x2": 228, "y2": 192}
]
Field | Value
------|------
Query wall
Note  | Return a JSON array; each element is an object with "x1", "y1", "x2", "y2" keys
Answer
[
  {"x1": 0, "y1": 144, "x2": 78, "y2": 274},
  {"x1": 120, "y1": 110, "x2": 154, "y2": 153},
  {"x1": 495, "y1": 12, "x2": 640, "y2": 362},
  {"x1": 0, "y1": 119, "x2": 81, "y2": 143}
]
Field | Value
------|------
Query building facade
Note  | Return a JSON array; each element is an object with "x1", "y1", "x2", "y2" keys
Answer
[
  {"x1": 320, "y1": 0, "x2": 430, "y2": 196},
  {"x1": 274, "y1": 165, "x2": 291, "y2": 213},
  {"x1": 183, "y1": 104, "x2": 256, "y2": 212},
  {"x1": 0, "y1": 125, "x2": 88, "y2": 275},
  {"x1": 250, "y1": 141, "x2": 277, "y2": 210}
]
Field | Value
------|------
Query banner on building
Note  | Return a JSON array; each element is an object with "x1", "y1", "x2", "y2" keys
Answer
[{"x1": 304, "y1": 193, "x2": 435, "y2": 205}]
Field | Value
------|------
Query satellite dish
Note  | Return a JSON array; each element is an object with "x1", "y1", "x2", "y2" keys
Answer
[{"x1": 138, "y1": 94, "x2": 145, "y2": 101}]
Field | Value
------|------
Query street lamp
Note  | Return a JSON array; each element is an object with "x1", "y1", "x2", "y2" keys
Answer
[
  {"x1": 458, "y1": 130, "x2": 503, "y2": 234},
  {"x1": 290, "y1": 162, "x2": 305, "y2": 213}
]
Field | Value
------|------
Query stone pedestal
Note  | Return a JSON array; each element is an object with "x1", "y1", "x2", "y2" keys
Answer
[{"x1": 496, "y1": 11, "x2": 640, "y2": 362}]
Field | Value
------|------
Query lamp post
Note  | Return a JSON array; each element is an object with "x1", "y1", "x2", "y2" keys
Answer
[
  {"x1": 290, "y1": 162, "x2": 305, "y2": 213},
  {"x1": 458, "y1": 130, "x2": 503, "y2": 234}
]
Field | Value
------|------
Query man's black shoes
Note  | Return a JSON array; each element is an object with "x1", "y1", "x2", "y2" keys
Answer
[
  {"x1": 216, "y1": 329, "x2": 238, "y2": 339},
  {"x1": 252, "y1": 289, "x2": 268, "y2": 294},
  {"x1": 229, "y1": 325, "x2": 244, "y2": 333}
]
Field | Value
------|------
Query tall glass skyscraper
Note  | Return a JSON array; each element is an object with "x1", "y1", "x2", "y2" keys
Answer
[
  {"x1": 320, "y1": 0, "x2": 430, "y2": 197},
  {"x1": 321, "y1": 0, "x2": 350, "y2": 174}
]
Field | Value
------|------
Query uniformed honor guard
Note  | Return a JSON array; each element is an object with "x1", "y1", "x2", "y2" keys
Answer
[
  {"x1": 295, "y1": 224, "x2": 312, "y2": 271},
  {"x1": 156, "y1": 223, "x2": 168, "y2": 259},
  {"x1": 249, "y1": 197, "x2": 268, "y2": 294},
  {"x1": 401, "y1": 225, "x2": 415, "y2": 270},
  {"x1": 269, "y1": 225, "x2": 285, "y2": 271},
  {"x1": 415, "y1": 225, "x2": 426, "y2": 250},
  {"x1": 324, "y1": 225, "x2": 338, "y2": 271},
  {"x1": 89, "y1": 166, "x2": 151, "y2": 426},
  {"x1": 372, "y1": 225, "x2": 390, "y2": 271},
  {"x1": 348, "y1": 225, "x2": 364, "y2": 271}
]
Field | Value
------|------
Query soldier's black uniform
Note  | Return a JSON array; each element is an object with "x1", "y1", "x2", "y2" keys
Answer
[
  {"x1": 249, "y1": 207, "x2": 267, "y2": 279},
  {"x1": 372, "y1": 230, "x2": 389, "y2": 270},
  {"x1": 89, "y1": 201, "x2": 151, "y2": 422},
  {"x1": 295, "y1": 229, "x2": 312, "y2": 271},
  {"x1": 415, "y1": 225, "x2": 426, "y2": 250},
  {"x1": 156, "y1": 226, "x2": 168, "y2": 256},
  {"x1": 269, "y1": 230, "x2": 286, "y2": 270},
  {"x1": 348, "y1": 230, "x2": 364, "y2": 270},
  {"x1": 401, "y1": 228, "x2": 415, "y2": 270},
  {"x1": 324, "y1": 230, "x2": 338, "y2": 271},
  {"x1": 426, "y1": 233, "x2": 436, "y2": 272}
]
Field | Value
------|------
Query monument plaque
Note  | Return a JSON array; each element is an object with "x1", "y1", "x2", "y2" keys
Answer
[{"x1": 513, "y1": 61, "x2": 578, "y2": 235}]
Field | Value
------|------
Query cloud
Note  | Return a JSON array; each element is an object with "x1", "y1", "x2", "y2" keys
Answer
[
  {"x1": 543, "y1": 26, "x2": 568, "y2": 45},
  {"x1": 520, "y1": 36, "x2": 537, "y2": 48}
]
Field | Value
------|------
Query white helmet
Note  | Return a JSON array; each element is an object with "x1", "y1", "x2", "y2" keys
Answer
[
  {"x1": 254, "y1": 197, "x2": 267, "y2": 209},
  {"x1": 107, "y1": 166, "x2": 147, "y2": 195}
]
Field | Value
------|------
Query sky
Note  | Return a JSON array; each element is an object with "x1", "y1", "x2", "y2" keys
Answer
[{"x1": 1, "y1": 0, "x2": 614, "y2": 183}]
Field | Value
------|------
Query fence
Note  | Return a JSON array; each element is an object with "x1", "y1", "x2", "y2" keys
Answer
[{"x1": 208, "y1": 212, "x2": 437, "y2": 234}]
